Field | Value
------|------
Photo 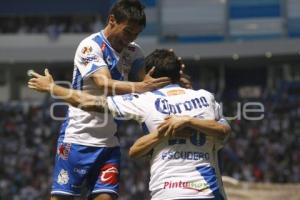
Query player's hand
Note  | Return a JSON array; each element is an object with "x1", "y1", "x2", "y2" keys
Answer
[
  {"x1": 158, "y1": 116, "x2": 192, "y2": 137},
  {"x1": 173, "y1": 128, "x2": 193, "y2": 138},
  {"x1": 155, "y1": 129, "x2": 166, "y2": 139},
  {"x1": 138, "y1": 66, "x2": 171, "y2": 92},
  {"x1": 28, "y1": 68, "x2": 54, "y2": 93},
  {"x1": 180, "y1": 75, "x2": 192, "y2": 89}
]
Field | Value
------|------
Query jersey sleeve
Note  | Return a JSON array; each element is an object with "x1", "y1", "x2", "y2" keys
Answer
[
  {"x1": 203, "y1": 89, "x2": 230, "y2": 127},
  {"x1": 74, "y1": 38, "x2": 107, "y2": 79},
  {"x1": 215, "y1": 102, "x2": 230, "y2": 127},
  {"x1": 107, "y1": 93, "x2": 146, "y2": 122},
  {"x1": 215, "y1": 101, "x2": 231, "y2": 144}
]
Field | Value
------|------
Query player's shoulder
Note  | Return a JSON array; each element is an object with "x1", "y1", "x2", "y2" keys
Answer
[
  {"x1": 149, "y1": 85, "x2": 189, "y2": 97},
  {"x1": 79, "y1": 32, "x2": 102, "y2": 48},
  {"x1": 119, "y1": 92, "x2": 149, "y2": 102},
  {"x1": 76, "y1": 33, "x2": 103, "y2": 56},
  {"x1": 194, "y1": 89, "x2": 215, "y2": 99},
  {"x1": 196, "y1": 88, "x2": 213, "y2": 95}
]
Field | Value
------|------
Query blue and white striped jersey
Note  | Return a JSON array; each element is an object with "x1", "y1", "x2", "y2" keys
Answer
[{"x1": 59, "y1": 30, "x2": 144, "y2": 147}]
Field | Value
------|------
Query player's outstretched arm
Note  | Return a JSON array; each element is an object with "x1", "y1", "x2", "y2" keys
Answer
[
  {"x1": 158, "y1": 116, "x2": 231, "y2": 138},
  {"x1": 28, "y1": 69, "x2": 107, "y2": 112},
  {"x1": 91, "y1": 66, "x2": 171, "y2": 96},
  {"x1": 129, "y1": 131, "x2": 165, "y2": 158}
]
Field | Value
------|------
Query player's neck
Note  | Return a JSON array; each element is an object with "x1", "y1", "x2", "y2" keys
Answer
[
  {"x1": 102, "y1": 27, "x2": 112, "y2": 45},
  {"x1": 103, "y1": 27, "x2": 122, "y2": 54},
  {"x1": 103, "y1": 27, "x2": 110, "y2": 39}
]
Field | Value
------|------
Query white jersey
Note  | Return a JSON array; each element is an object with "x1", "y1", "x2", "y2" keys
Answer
[
  {"x1": 107, "y1": 84, "x2": 228, "y2": 200},
  {"x1": 59, "y1": 30, "x2": 144, "y2": 147}
]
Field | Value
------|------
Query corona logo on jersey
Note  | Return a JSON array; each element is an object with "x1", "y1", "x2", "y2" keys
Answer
[
  {"x1": 154, "y1": 96, "x2": 209, "y2": 114},
  {"x1": 99, "y1": 164, "x2": 119, "y2": 185},
  {"x1": 57, "y1": 143, "x2": 71, "y2": 160}
]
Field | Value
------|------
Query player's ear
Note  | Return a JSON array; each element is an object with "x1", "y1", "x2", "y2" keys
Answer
[{"x1": 108, "y1": 15, "x2": 117, "y2": 27}]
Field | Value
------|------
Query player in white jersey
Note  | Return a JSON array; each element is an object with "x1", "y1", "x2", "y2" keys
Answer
[
  {"x1": 28, "y1": 1, "x2": 170, "y2": 200},
  {"x1": 29, "y1": 49, "x2": 230, "y2": 200}
]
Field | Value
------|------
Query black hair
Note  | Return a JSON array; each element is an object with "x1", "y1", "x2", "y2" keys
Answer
[
  {"x1": 145, "y1": 49, "x2": 182, "y2": 83},
  {"x1": 181, "y1": 73, "x2": 191, "y2": 82},
  {"x1": 109, "y1": 0, "x2": 146, "y2": 27}
]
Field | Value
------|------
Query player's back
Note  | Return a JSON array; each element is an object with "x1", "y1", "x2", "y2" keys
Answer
[
  {"x1": 142, "y1": 84, "x2": 216, "y2": 131},
  {"x1": 140, "y1": 84, "x2": 226, "y2": 200},
  {"x1": 107, "y1": 83, "x2": 226, "y2": 199}
]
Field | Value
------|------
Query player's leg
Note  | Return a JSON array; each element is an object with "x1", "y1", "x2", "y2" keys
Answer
[
  {"x1": 87, "y1": 146, "x2": 121, "y2": 200},
  {"x1": 90, "y1": 193, "x2": 117, "y2": 200},
  {"x1": 50, "y1": 195, "x2": 74, "y2": 200},
  {"x1": 51, "y1": 142, "x2": 98, "y2": 198}
]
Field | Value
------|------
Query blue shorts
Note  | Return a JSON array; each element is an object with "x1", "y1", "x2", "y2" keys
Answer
[{"x1": 51, "y1": 142, "x2": 120, "y2": 197}]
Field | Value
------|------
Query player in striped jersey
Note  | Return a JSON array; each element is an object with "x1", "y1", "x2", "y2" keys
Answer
[{"x1": 28, "y1": 1, "x2": 169, "y2": 200}]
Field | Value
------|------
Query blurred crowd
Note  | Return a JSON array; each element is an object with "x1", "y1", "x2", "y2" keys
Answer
[
  {"x1": 0, "y1": 16, "x2": 104, "y2": 39},
  {"x1": 0, "y1": 102, "x2": 56, "y2": 200},
  {"x1": 0, "y1": 101, "x2": 149, "y2": 200},
  {"x1": 0, "y1": 89, "x2": 300, "y2": 200},
  {"x1": 222, "y1": 97, "x2": 300, "y2": 183}
]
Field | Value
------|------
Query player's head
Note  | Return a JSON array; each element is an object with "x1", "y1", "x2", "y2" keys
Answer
[
  {"x1": 106, "y1": 0, "x2": 146, "y2": 52},
  {"x1": 145, "y1": 49, "x2": 182, "y2": 83}
]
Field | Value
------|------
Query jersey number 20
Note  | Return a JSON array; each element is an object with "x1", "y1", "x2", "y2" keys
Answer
[{"x1": 168, "y1": 132, "x2": 206, "y2": 147}]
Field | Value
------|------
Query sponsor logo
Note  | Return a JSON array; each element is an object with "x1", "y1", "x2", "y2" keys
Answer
[
  {"x1": 161, "y1": 151, "x2": 209, "y2": 161},
  {"x1": 74, "y1": 168, "x2": 87, "y2": 175},
  {"x1": 57, "y1": 169, "x2": 69, "y2": 185},
  {"x1": 122, "y1": 94, "x2": 133, "y2": 101},
  {"x1": 82, "y1": 54, "x2": 100, "y2": 66},
  {"x1": 101, "y1": 42, "x2": 106, "y2": 51},
  {"x1": 57, "y1": 143, "x2": 71, "y2": 160},
  {"x1": 99, "y1": 164, "x2": 119, "y2": 185},
  {"x1": 167, "y1": 89, "x2": 185, "y2": 96},
  {"x1": 122, "y1": 94, "x2": 139, "y2": 101},
  {"x1": 106, "y1": 56, "x2": 112, "y2": 66},
  {"x1": 154, "y1": 96, "x2": 209, "y2": 114},
  {"x1": 164, "y1": 181, "x2": 209, "y2": 192},
  {"x1": 81, "y1": 46, "x2": 93, "y2": 54}
]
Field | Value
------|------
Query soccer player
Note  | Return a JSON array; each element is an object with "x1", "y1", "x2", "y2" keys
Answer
[
  {"x1": 29, "y1": 1, "x2": 169, "y2": 200},
  {"x1": 29, "y1": 49, "x2": 230, "y2": 200}
]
